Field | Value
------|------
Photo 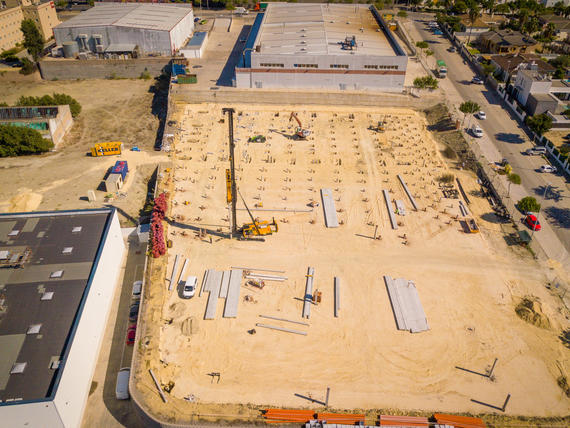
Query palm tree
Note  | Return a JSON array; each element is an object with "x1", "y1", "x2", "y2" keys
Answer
[{"x1": 466, "y1": 0, "x2": 481, "y2": 45}]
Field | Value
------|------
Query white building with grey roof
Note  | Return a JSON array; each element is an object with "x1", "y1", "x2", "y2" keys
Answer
[
  {"x1": 53, "y1": 3, "x2": 194, "y2": 56},
  {"x1": 0, "y1": 208, "x2": 124, "y2": 427},
  {"x1": 236, "y1": 3, "x2": 407, "y2": 92}
]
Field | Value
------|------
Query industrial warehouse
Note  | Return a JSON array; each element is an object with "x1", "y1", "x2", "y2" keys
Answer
[
  {"x1": 236, "y1": 3, "x2": 408, "y2": 91},
  {"x1": 53, "y1": 3, "x2": 194, "y2": 57},
  {"x1": 0, "y1": 209, "x2": 124, "y2": 428}
]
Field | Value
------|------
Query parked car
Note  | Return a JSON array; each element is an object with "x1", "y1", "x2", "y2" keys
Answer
[
  {"x1": 540, "y1": 165, "x2": 557, "y2": 173},
  {"x1": 524, "y1": 214, "x2": 541, "y2": 231},
  {"x1": 182, "y1": 275, "x2": 198, "y2": 299},
  {"x1": 448, "y1": 46, "x2": 457, "y2": 53},
  {"x1": 525, "y1": 147, "x2": 547, "y2": 156},
  {"x1": 126, "y1": 327, "x2": 136, "y2": 345},
  {"x1": 129, "y1": 302, "x2": 140, "y2": 322},
  {"x1": 476, "y1": 111, "x2": 486, "y2": 120},
  {"x1": 194, "y1": 17, "x2": 200, "y2": 22},
  {"x1": 471, "y1": 124, "x2": 483, "y2": 138},
  {"x1": 132, "y1": 280, "x2": 142, "y2": 297},
  {"x1": 434, "y1": 29, "x2": 443, "y2": 35},
  {"x1": 471, "y1": 77, "x2": 484, "y2": 85},
  {"x1": 115, "y1": 368, "x2": 130, "y2": 400}
]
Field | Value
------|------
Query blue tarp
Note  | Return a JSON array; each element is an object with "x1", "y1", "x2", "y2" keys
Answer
[
  {"x1": 172, "y1": 64, "x2": 186, "y2": 76},
  {"x1": 238, "y1": 12, "x2": 264, "y2": 68}
]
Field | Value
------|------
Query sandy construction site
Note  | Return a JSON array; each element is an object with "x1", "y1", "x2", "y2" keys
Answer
[{"x1": 143, "y1": 103, "x2": 569, "y2": 419}]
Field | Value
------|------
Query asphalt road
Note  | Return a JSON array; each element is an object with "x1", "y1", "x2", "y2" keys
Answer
[{"x1": 410, "y1": 13, "x2": 570, "y2": 265}]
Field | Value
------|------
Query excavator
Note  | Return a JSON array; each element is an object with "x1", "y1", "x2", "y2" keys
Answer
[
  {"x1": 289, "y1": 112, "x2": 311, "y2": 140},
  {"x1": 369, "y1": 120, "x2": 385, "y2": 133}
]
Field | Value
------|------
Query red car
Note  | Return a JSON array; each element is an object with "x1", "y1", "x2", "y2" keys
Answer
[
  {"x1": 525, "y1": 214, "x2": 541, "y2": 231},
  {"x1": 126, "y1": 326, "x2": 137, "y2": 345}
]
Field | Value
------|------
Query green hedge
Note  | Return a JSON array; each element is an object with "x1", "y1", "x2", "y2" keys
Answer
[{"x1": 0, "y1": 124, "x2": 53, "y2": 157}]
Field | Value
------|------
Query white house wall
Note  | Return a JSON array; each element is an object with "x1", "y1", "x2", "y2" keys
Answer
[
  {"x1": 52, "y1": 210, "x2": 125, "y2": 428},
  {"x1": 170, "y1": 11, "x2": 194, "y2": 52}
]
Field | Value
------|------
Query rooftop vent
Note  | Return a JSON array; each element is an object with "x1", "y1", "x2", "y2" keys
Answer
[
  {"x1": 0, "y1": 250, "x2": 9, "y2": 260},
  {"x1": 10, "y1": 363, "x2": 27, "y2": 374},
  {"x1": 8, "y1": 230, "x2": 19, "y2": 237},
  {"x1": 72, "y1": 226, "x2": 82, "y2": 233},
  {"x1": 49, "y1": 357, "x2": 61, "y2": 370},
  {"x1": 41, "y1": 291, "x2": 54, "y2": 301},
  {"x1": 27, "y1": 324, "x2": 42, "y2": 335},
  {"x1": 50, "y1": 270, "x2": 64, "y2": 279},
  {"x1": 62, "y1": 247, "x2": 73, "y2": 255}
]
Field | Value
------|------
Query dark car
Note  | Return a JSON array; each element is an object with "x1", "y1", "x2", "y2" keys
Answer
[
  {"x1": 524, "y1": 214, "x2": 541, "y2": 231},
  {"x1": 129, "y1": 303, "x2": 140, "y2": 322}
]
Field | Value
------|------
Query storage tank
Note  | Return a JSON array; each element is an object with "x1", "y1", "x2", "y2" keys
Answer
[{"x1": 62, "y1": 41, "x2": 79, "y2": 58}]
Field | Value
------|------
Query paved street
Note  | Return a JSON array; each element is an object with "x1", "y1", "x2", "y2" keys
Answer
[{"x1": 405, "y1": 12, "x2": 570, "y2": 266}]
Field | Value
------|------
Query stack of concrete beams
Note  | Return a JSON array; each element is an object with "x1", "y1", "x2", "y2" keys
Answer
[
  {"x1": 334, "y1": 277, "x2": 340, "y2": 318},
  {"x1": 394, "y1": 200, "x2": 406, "y2": 216},
  {"x1": 168, "y1": 254, "x2": 181, "y2": 291},
  {"x1": 201, "y1": 268, "x2": 243, "y2": 319},
  {"x1": 383, "y1": 275, "x2": 429, "y2": 333},
  {"x1": 320, "y1": 188, "x2": 339, "y2": 228},
  {"x1": 382, "y1": 190, "x2": 398, "y2": 230},
  {"x1": 302, "y1": 267, "x2": 314, "y2": 319}
]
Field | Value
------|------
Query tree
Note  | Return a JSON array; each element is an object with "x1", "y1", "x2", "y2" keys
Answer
[
  {"x1": 518, "y1": 196, "x2": 541, "y2": 213},
  {"x1": 19, "y1": 58, "x2": 36, "y2": 75},
  {"x1": 15, "y1": 93, "x2": 82, "y2": 117},
  {"x1": 459, "y1": 100, "x2": 480, "y2": 127},
  {"x1": 20, "y1": 19, "x2": 44, "y2": 62},
  {"x1": 526, "y1": 113, "x2": 553, "y2": 137},
  {"x1": 416, "y1": 41, "x2": 429, "y2": 50},
  {"x1": 483, "y1": 0, "x2": 496, "y2": 17},
  {"x1": 397, "y1": 10, "x2": 408, "y2": 18},
  {"x1": 0, "y1": 124, "x2": 53, "y2": 157},
  {"x1": 542, "y1": 22, "x2": 557, "y2": 41},
  {"x1": 507, "y1": 173, "x2": 521, "y2": 197},
  {"x1": 466, "y1": 0, "x2": 481, "y2": 45}
]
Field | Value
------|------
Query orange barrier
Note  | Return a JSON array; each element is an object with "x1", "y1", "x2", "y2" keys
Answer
[
  {"x1": 379, "y1": 414, "x2": 429, "y2": 427},
  {"x1": 434, "y1": 413, "x2": 486, "y2": 428},
  {"x1": 263, "y1": 408, "x2": 315, "y2": 424},
  {"x1": 316, "y1": 412, "x2": 365, "y2": 424}
]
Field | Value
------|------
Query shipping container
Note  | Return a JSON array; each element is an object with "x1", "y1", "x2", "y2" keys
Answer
[
  {"x1": 111, "y1": 160, "x2": 129, "y2": 180},
  {"x1": 177, "y1": 74, "x2": 197, "y2": 84},
  {"x1": 91, "y1": 141, "x2": 122, "y2": 157}
]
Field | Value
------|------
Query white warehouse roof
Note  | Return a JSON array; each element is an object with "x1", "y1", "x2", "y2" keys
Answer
[
  {"x1": 55, "y1": 3, "x2": 193, "y2": 32},
  {"x1": 256, "y1": 3, "x2": 396, "y2": 56}
]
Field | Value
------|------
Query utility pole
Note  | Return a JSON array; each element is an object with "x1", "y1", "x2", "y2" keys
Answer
[{"x1": 223, "y1": 108, "x2": 238, "y2": 236}]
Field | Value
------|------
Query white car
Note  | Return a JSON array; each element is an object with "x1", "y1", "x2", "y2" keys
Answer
[
  {"x1": 132, "y1": 280, "x2": 142, "y2": 297},
  {"x1": 471, "y1": 124, "x2": 483, "y2": 138},
  {"x1": 182, "y1": 275, "x2": 197, "y2": 298},
  {"x1": 540, "y1": 165, "x2": 557, "y2": 173},
  {"x1": 476, "y1": 111, "x2": 486, "y2": 120},
  {"x1": 471, "y1": 77, "x2": 484, "y2": 85}
]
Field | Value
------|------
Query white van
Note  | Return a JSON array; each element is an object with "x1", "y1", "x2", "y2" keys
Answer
[{"x1": 115, "y1": 367, "x2": 130, "y2": 400}]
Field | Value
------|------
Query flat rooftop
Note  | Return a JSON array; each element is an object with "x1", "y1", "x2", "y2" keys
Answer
[
  {"x1": 54, "y1": 3, "x2": 193, "y2": 31},
  {"x1": 0, "y1": 210, "x2": 112, "y2": 403},
  {"x1": 255, "y1": 3, "x2": 397, "y2": 56}
]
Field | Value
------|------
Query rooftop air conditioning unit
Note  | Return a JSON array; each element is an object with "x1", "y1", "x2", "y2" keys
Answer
[{"x1": 96, "y1": 44, "x2": 104, "y2": 53}]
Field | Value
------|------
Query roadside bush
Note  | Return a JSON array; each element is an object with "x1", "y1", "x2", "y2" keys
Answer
[
  {"x1": 442, "y1": 146, "x2": 456, "y2": 159},
  {"x1": 139, "y1": 70, "x2": 152, "y2": 80},
  {"x1": 0, "y1": 124, "x2": 53, "y2": 157},
  {"x1": 19, "y1": 58, "x2": 36, "y2": 75},
  {"x1": 517, "y1": 196, "x2": 541, "y2": 213},
  {"x1": 16, "y1": 92, "x2": 82, "y2": 117}
]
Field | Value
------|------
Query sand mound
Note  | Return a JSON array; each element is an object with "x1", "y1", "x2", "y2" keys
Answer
[
  {"x1": 515, "y1": 297, "x2": 550, "y2": 329},
  {"x1": 9, "y1": 191, "x2": 42, "y2": 212}
]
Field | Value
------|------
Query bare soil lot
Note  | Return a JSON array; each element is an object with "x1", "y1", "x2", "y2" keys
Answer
[
  {"x1": 0, "y1": 78, "x2": 168, "y2": 223},
  {"x1": 134, "y1": 103, "x2": 570, "y2": 422}
]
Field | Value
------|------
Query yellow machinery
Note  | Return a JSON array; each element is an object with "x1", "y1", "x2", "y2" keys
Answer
[
  {"x1": 369, "y1": 121, "x2": 385, "y2": 133},
  {"x1": 91, "y1": 141, "x2": 122, "y2": 157},
  {"x1": 241, "y1": 217, "x2": 278, "y2": 238}
]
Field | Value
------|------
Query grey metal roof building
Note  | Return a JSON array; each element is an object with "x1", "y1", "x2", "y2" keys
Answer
[
  {"x1": 53, "y1": 3, "x2": 194, "y2": 56},
  {"x1": 236, "y1": 3, "x2": 407, "y2": 92},
  {"x1": 0, "y1": 209, "x2": 125, "y2": 428}
]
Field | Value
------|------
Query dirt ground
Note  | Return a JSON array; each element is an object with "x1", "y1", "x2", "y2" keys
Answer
[
  {"x1": 133, "y1": 103, "x2": 570, "y2": 422},
  {"x1": 0, "y1": 78, "x2": 168, "y2": 224}
]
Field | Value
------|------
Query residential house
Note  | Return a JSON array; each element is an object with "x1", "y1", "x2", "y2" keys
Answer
[
  {"x1": 479, "y1": 29, "x2": 537, "y2": 54},
  {"x1": 539, "y1": 14, "x2": 570, "y2": 42},
  {"x1": 541, "y1": 0, "x2": 570, "y2": 7},
  {"x1": 490, "y1": 53, "x2": 555, "y2": 82},
  {"x1": 512, "y1": 66, "x2": 570, "y2": 115},
  {"x1": 458, "y1": 13, "x2": 507, "y2": 38}
]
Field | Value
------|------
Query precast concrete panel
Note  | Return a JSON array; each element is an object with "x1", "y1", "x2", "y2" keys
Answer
[{"x1": 52, "y1": 210, "x2": 125, "y2": 427}]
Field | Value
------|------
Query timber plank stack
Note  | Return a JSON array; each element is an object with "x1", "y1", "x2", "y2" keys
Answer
[
  {"x1": 434, "y1": 413, "x2": 486, "y2": 428},
  {"x1": 263, "y1": 408, "x2": 315, "y2": 424}
]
